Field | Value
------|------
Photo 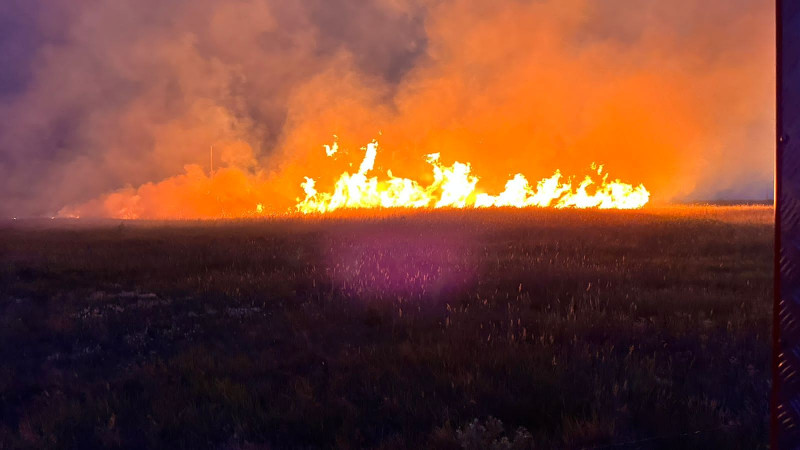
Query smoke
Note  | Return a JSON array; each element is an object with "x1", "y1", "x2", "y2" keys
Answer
[{"x1": 0, "y1": 0, "x2": 773, "y2": 218}]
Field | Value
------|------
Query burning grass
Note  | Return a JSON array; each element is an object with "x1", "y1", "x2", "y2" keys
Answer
[{"x1": 0, "y1": 205, "x2": 771, "y2": 448}]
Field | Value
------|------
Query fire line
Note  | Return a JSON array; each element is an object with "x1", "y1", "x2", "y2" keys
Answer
[{"x1": 295, "y1": 138, "x2": 650, "y2": 214}]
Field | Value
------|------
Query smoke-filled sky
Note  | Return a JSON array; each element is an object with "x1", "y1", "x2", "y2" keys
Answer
[{"x1": 0, "y1": 0, "x2": 774, "y2": 218}]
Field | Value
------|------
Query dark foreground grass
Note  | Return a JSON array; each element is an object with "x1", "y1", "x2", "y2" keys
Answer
[{"x1": 0, "y1": 206, "x2": 772, "y2": 449}]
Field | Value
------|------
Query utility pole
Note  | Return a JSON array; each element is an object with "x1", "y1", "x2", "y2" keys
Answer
[{"x1": 774, "y1": 1, "x2": 800, "y2": 447}]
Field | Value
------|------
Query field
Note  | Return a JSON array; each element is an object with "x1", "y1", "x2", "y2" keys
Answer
[{"x1": 0, "y1": 206, "x2": 773, "y2": 449}]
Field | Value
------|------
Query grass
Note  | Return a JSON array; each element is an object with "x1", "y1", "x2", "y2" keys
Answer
[{"x1": 0, "y1": 206, "x2": 772, "y2": 449}]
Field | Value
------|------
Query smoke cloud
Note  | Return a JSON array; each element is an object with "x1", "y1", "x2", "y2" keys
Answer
[{"x1": 0, "y1": 0, "x2": 773, "y2": 218}]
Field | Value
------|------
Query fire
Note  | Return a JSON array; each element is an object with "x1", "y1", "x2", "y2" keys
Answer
[
  {"x1": 58, "y1": 137, "x2": 650, "y2": 219},
  {"x1": 296, "y1": 139, "x2": 649, "y2": 214}
]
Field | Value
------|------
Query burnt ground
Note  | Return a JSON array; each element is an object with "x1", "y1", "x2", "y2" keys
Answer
[{"x1": 0, "y1": 206, "x2": 772, "y2": 449}]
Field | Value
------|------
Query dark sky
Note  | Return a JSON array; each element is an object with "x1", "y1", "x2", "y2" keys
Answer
[{"x1": 0, "y1": 0, "x2": 774, "y2": 217}]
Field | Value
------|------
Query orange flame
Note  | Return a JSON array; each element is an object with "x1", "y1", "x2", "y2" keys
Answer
[{"x1": 296, "y1": 139, "x2": 649, "y2": 214}]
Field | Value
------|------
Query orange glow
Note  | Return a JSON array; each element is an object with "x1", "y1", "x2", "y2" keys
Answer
[
  {"x1": 52, "y1": 0, "x2": 771, "y2": 220},
  {"x1": 58, "y1": 164, "x2": 277, "y2": 220}
]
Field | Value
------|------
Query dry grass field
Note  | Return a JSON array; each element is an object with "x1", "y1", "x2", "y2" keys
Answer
[{"x1": 0, "y1": 205, "x2": 772, "y2": 449}]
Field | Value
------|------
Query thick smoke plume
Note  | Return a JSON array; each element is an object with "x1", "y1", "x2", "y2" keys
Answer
[{"x1": 0, "y1": 0, "x2": 773, "y2": 218}]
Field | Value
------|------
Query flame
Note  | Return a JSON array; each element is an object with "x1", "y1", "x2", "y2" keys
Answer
[
  {"x1": 296, "y1": 139, "x2": 649, "y2": 214},
  {"x1": 324, "y1": 135, "x2": 339, "y2": 157},
  {"x1": 59, "y1": 137, "x2": 650, "y2": 219}
]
